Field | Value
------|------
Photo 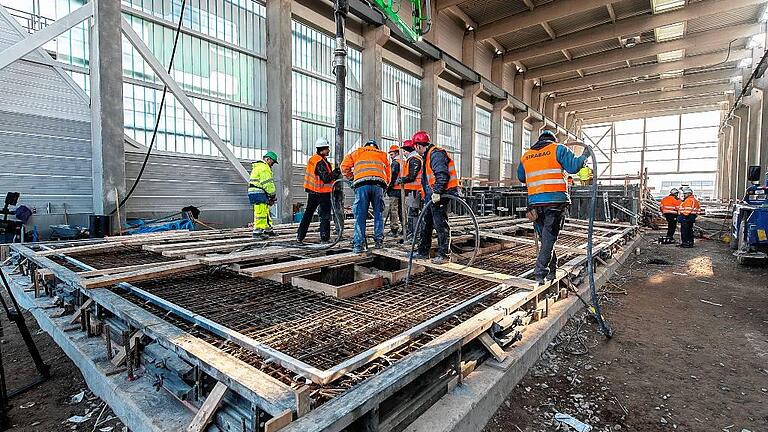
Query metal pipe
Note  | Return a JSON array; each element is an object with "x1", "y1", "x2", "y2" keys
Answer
[{"x1": 333, "y1": 0, "x2": 349, "y2": 167}]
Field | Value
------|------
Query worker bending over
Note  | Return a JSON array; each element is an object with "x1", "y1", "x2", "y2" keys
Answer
[
  {"x1": 393, "y1": 139, "x2": 424, "y2": 238},
  {"x1": 341, "y1": 140, "x2": 390, "y2": 253},
  {"x1": 411, "y1": 131, "x2": 460, "y2": 265},
  {"x1": 659, "y1": 188, "x2": 681, "y2": 242},
  {"x1": 387, "y1": 145, "x2": 404, "y2": 237},
  {"x1": 518, "y1": 130, "x2": 589, "y2": 284},
  {"x1": 297, "y1": 138, "x2": 338, "y2": 244},
  {"x1": 677, "y1": 186, "x2": 701, "y2": 248},
  {"x1": 248, "y1": 151, "x2": 279, "y2": 239}
]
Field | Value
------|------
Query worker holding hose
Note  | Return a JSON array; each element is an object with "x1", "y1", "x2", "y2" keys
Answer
[
  {"x1": 518, "y1": 130, "x2": 590, "y2": 284},
  {"x1": 248, "y1": 151, "x2": 279, "y2": 239},
  {"x1": 411, "y1": 131, "x2": 460, "y2": 265},
  {"x1": 394, "y1": 140, "x2": 424, "y2": 239}
]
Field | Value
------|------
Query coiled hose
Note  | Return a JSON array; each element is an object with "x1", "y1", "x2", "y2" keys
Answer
[
  {"x1": 405, "y1": 194, "x2": 480, "y2": 285},
  {"x1": 568, "y1": 141, "x2": 613, "y2": 338}
]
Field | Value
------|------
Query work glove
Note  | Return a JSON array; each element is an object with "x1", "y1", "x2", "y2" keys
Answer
[
  {"x1": 332, "y1": 167, "x2": 342, "y2": 179},
  {"x1": 431, "y1": 193, "x2": 441, "y2": 205},
  {"x1": 267, "y1": 195, "x2": 277, "y2": 206},
  {"x1": 582, "y1": 146, "x2": 592, "y2": 158}
]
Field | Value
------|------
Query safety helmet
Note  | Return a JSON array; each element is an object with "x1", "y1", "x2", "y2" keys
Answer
[
  {"x1": 315, "y1": 138, "x2": 330, "y2": 149},
  {"x1": 364, "y1": 139, "x2": 378, "y2": 148},
  {"x1": 669, "y1": 188, "x2": 679, "y2": 195},
  {"x1": 264, "y1": 150, "x2": 279, "y2": 164},
  {"x1": 680, "y1": 186, "x2": 693, "y2": 195},
  {"x1": 539, "y1": 130, "x2": 557, "y2": 142},
  {"x1": 402, "y1": 139, "x2": 415, "y2": 150},
  {"x1": 412, "y1": 130, "x2": 431, "y2": 145},
  {"x1": 388, "y1": 144, "x2": 400, "y2": 153}
]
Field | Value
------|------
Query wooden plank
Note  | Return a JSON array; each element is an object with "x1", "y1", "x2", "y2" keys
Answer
[
  {"x1": 161, "y1": 242, "x2": 262, "y2": 258},
  {"x1": 82, "y1": 261, "x2": 203, "y2": 289},
  {"x1": 68, "y1": 298, "x2": 94, "y2": 325},
  {"x1": 478, "y1": 332, "x2": 507, "y2": 362},
  {"x1": 198, "y1": 247, "x2": 299, "y2": 266},
  {"x1": 37, "y1": 242, "x2": 120, "y2": 257},
  {"x1": 186, "y1": 382, "x2": 228, "y2": 432},
  {"x1": 77, "y1": 262, "x2": 174, "y2": 277},
  {"x1": 291, "y1": 274, "x2": 383, "y2": 299},
  {"x1": 111, "y1": 330, "x2": 145, "y2": 366},
  {"x1": 239, "y1": 253, "x2": 368, "y2": 279},
  {"x1": 144, "y1": 237, "x2": 254, "y2": 253},
  {"x1": 480, "y1": 231, "x2": 588, "y2": 254},
  {"x1": 295, "y1": 386, "x2": 311, "y2": 418},
  {"x1": 265, "y1": 409, "x2": 293, "y2": 432}
]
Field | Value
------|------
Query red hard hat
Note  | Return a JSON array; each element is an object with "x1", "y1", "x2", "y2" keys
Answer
[
  {"x1": 412, "y1": 131, "x2": 431, "y2": 145},
  {"x1": 389, "y1": 144, "x2": 400, "y2": 152},
  {"x1": 402, "y1": 139, "x2": 414, "y2": 149}
]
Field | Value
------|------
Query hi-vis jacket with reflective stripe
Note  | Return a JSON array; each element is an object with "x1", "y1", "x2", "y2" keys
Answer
[
  {"x1": 394, "y1": 152, "x2": 424, "y2": 196},
  {"x1": 517, "y1": 141, "x2": 586, "y2": 205},
  {"x1": 248, "y1": 161, "x2": 276, "y2": 195},
  {"x1": 660, "y1": 195, "x2": 681, "y2": 214},
  {"x1": 340, "y1": 146, "x2": 391, "y2": 187},
  {"x1": 304, "y1": 154, "x2": 333, "y2": 194},
  {"x1": 678, "y1": 195, "x2": 701, "y2": 216},
  {"x1": 423, "y1": 145, "x2": 459, "y2": 195}
]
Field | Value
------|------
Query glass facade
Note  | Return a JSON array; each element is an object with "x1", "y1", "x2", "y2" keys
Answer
[
  {"x1": 436, "y1": 88, "x2": 462, "y2": 177},
  {"x1": 291, "y1": 20, "x2": 362, "y2": 165},
  {"x1": 501, "y1": 118, "x2": 515, "y2": 179},
  {"x1": 474, "y1": 106, "x2": 491, "y2": 178},
  {"x1": 381, "y1": 62, "x2": 421, "y2": 148}
]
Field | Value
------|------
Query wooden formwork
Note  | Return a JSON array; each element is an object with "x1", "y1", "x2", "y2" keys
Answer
[{"x1": 7, "y1": 216, "x2": 638, "y2": 432}]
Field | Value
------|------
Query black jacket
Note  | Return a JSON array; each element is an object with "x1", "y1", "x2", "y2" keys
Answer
[{"x1": 421, "y1": 145, "x2": 455, "y2": 195}]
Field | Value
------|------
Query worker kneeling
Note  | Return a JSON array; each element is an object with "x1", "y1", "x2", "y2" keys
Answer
[
  {"x1": 519, "y1": 130, "x2": 590, "y2": 284},
  {"x1": 248, "y1": 151, "x2": 279, "y2": 239},
  {"x1": 297, "y1": 138, "x2": 339, "y2": 244},
  {"x1": 677, "y1": 186, "x2": 701, "y2": 248},
  {"x1": 659, "y1": 188, "x2": 681, "y2": 242},
  {"x1": 411, "y1": 131, "x2": 460, "y2": 265},
  {"x1": 341, "y1": 140, "x2": 391, "y2": 253}
]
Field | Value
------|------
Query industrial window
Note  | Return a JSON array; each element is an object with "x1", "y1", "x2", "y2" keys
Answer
[
  {"x1": 501, "y1": 118, "x2": 515, "y2": 180},
  {"x1": 523, "y1": 129, "x2": 532, "y2": 150},
  {"x1": 381, "y1": 62, "x2": 421, "y2": 148},
  {"x1": 291, "y1": 20, "x2": 362, "y2": 165},
  {"x1": 474, "y1": 107, "x2": 491, "y2": 179},
  {"x1": 437, "y1": 89, "x2": 462, "y2": 177}
]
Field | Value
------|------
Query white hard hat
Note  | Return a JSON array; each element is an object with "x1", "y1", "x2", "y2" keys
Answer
[
  {"x1": 315, "y1": 138, "x2": 330, "y2": 149},
  {"x1": 680, "y1": 186, "x2": 693, "y2": 195},
  {"x1": 670, "y1": 188, "x2": 679, "y2": 195}
]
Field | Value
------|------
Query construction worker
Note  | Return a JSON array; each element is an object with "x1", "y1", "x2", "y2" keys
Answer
[
  {"x1": 387, "y1": 144, "x2": 404, "y2": 237},
  {"x1": 659, "y1": 188, "x2": 682, "y2": 242},
  {"x1": 411, "y1": 131, "x2": 460, "y2": 264},
  {"x1": 248, "y1": 151, "x2": 278, "y2": 239},
  {"x1": 341, "y1": 139, "x2": 391, "y2": 253},
  {"x1": 577, "y1": 163, "x2": 594, "y2": 186},
  {"x1": 296, "y1": 138, "x2": 338, "y2": 244},
  {"x1": 394, "y1": 139, "x2": 424, "y2": 238},
  {"x1": 677, "y1": 186, "x2": 701, "y2": 248},
  {"x1": 518, "y1": 130, "x2": 590, "y2": 284}
]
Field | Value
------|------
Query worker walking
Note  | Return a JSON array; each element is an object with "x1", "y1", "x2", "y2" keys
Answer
[
  {"x1": 248, "y1": 151, "x2": 279, "y2": 239},
  {"x1": 659, "y1": 188, "x2": 682, "y2": 242},
  {"x1": 518, "y1": 130, "x2": 590, "y2": 284},
  {"x1": 411, "y1": 131, "x2": 460, "y2": 264},
  {"x1": 297, "y1": 138, "x2": 338, "y2": 244},
  {"x1": 387, "y1": 144, "x2": 404, "y2": 237},
  {"x1": 677, "y1": 186, "x2": 701, "y2": 248},
  {"x1": 341, "y1": 139, "x2": 391, "y2": 253},
  {"x1": 394, "y1": 139, "x2": 424, "y2": 238}
]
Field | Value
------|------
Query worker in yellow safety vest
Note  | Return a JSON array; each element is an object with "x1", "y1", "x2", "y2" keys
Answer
[
  {"x1": 248, "y1": 151, "x2": 278, "y2": 239},
  {"x1": 577, "y1": 164, "x2": 593, "y2": 185},
  {"x1": 677, "y1": 186, "x2": 701, "y2": 248},
  {"x1": 659, "y1": 188, "x2": 682, "y2": 241}
]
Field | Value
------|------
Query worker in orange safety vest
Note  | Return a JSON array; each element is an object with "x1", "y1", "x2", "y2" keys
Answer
[
  {"x1": 659, "y1": 188, "x2": 682, "y2": 242},
  {"x1": 296, "y1": 138, "x2": 340, "y2": 244},
  {"x1": 386, "y1": 144, "x2": 404, "y2": 237},
  {"x1": 392, "y1": 139, "x2": 424, "y2": 238},
  {"x1": 677, "y1": 186, "x2": 701, "y2": 248}
]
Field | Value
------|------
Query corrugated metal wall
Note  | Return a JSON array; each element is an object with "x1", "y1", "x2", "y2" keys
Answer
[{"x1": 0, "y1": 8, "x2": 93, "y2": 215}]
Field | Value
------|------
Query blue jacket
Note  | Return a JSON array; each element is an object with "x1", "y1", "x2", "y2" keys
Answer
[{"x1": 517, "y1": 139, "x2": 586, "y2": 205}]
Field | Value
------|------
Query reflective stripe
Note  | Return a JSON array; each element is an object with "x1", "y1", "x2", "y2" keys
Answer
[
  {"x1": 527, "y1": 168, "x2": 564, "y2": 177},
  {"x1": 521, "y1": 143, "x2": 567, "y2": 196},
  {"x1": 304, "y1": 155, "x2": 333, "y2": 193},
  {"x1": 526, "y1": 178, "x2": 567, "y2": 187},
  {"x1": 424, "y1": 146, "x2": 459, "y2": 191}
]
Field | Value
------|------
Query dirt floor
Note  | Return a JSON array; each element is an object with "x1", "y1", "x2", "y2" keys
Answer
[
  {"x1": 1, "y1": 294, "x2": 126, "y2": 431},
  {"x1": 485, "y1": 232, "x2": 768, "y2": 432}
]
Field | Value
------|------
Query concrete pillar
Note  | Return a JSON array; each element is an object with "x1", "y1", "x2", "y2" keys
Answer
[
  {"x1": 522, "y1": 80, "x2": 534, "y2": 106},
  {"x1": 489, "y1": 100, "x2": 508, "y2": 181},
  {"x1": 758, "y1": 79, "x2": 768, "y2": 172},
  {"x1": 747, "y1": 91, "x2": 763, "y2": 170},
  {"x1": 730, "y1": 116, "x2": 743, "y2": 200},
  {"x1": 460, "y1": 83, "x2": 482, "y2": 177},
  {"x1": 266, "y1": 0, "x2": 293, "y2": 223},
  {"x1": 736, "y1": 107, "x2": 750, "y2": 196},
  {"x1": 511, "y1": 111, "x2": 526, "y2": 184},
  {"x1": 420, "y1": 59, "x2": 445, "y2": 134},
  {"x1": 361, "y1": 25, "x2": 390, "y2": 143},
  {"x1": 462, "y1": 31, "x2": 476, "y2": 69},
  {"x1": 90, "y1": 0, "x2": 125, "y2": 226}
]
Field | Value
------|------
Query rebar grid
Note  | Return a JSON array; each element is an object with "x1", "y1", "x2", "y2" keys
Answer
[
  {"x1": 50, "y1": 245, "x2": 179, "y2": 270},
  {"x1": 128, "y1": 269, "x2": 497, "y2": 370}
]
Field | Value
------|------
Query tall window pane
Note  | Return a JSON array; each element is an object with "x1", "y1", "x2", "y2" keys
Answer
[
  {"x1": 381, "y1": 63, "x2": 421, "y2": 148},
  {"x1": 437, "y1": 89, "x2": 462, "y2": 177}
]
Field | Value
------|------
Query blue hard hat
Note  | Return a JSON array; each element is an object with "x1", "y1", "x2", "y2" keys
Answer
[
  {"x1": 539, "y1": 130, "x2": 557, "y2": 142},
  {"x1": 364, "y1": 139, "x2": 378, "y2": 148}
]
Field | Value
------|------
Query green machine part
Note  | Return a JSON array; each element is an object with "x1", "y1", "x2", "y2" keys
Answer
[{"x1": 371, "y1": 0, "x2": 432, "y2": 42}]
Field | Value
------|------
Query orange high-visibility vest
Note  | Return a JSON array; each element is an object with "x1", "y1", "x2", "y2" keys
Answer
[
  {"x1": 659, "y1": 195, "x2": 681, "y2": 214},
  {"x1": 678, "y1": 195, "x2": 701, "y2": 216},
  {"x1": 395, "y1": 153, "x2": 424, "y2": 196},
  {"x1": 521, "y1": 143, "x2": 567, "y2": 196},
  {"x1": 425, "y1": 146, "x2": 459, "y2": 191},
  {"x1": 304, "y1": 154, "x2": 333, "y2": 193},
  {"x1": 340, "y1": 146, "x2": 390, "y2": 186}
]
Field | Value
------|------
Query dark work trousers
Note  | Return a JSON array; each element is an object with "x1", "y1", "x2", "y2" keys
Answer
[
  {"x1": 663, "y1": 213, "x2": 677, "y2": 239},
  {"x1": 405, "y1": 190, "x2": 422, "y2": 237},
  {"x1": 297, "y1": 192, "x2": 331, "y2": 242},
  {"x1": 418, "y1": 194, "x2": 451, "y2": 257},
  {"x1": 679, "y1": 214, "x2": 696, "y2": 245},
  {"x1": 533, "y1": 205, "x2": 565, "y2": 280}
]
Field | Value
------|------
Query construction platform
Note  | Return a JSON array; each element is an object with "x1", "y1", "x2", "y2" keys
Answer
[{"x1": 2, "y1": 215, "x2": 640, "y2": 432}]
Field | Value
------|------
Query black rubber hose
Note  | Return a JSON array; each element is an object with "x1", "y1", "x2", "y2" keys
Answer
[
  {"x1": 568, "y1": 142, "x2": 613, "y2": 338},
  {"x1": 405, "y1": 194, "x2": 480, "y2": 285}
]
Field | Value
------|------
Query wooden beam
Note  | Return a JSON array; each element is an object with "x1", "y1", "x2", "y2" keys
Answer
[
  {"x1": 82, "y1": 261, "x2": 203, "y2": 289},
  {"x1": 264, "y1": 410, "x2": 293, "y2": 432},
  {"x1": 37, "y1": 242, "x2": 120, "y2": 257},
  {"x1": 197, "y1": 247, "x2": 300, "y2": 266},
  {"x1": 186, "y1": 382, "x2": 228, "y2": 432},
  {"x1": 238, "y1": 253, "x2": 368, "y2": 278}
]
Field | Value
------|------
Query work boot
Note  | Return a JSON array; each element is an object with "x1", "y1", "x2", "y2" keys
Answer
[
  {"x1": 252, "y1": 230, "x2": 264, "y2": 239},
  {"x1": 374, "y1": 239, "x2": 384, "y2": 249},
  {"x1": 409, "y1": 251, "x2": 429, "y2": 260},
  {"x1": 546, "y1": 269, "x2": 557, "y2": 281},
  {"x1": 265, "y1": 229, "x2": 278, "y2": 237},
  {"x1": 431, "y1": 255, "x2": 450, "y2": 265},
  {"x1": 296, "y1": 237, "x2": 304, "y2": 245}
]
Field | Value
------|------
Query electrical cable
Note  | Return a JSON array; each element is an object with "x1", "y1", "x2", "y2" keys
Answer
[{"x1": 110, "y1": 0, "x2": 188, "y2": 215}]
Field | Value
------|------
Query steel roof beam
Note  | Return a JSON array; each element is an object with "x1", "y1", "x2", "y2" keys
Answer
[
  {"x1": 581, "y1": 106, "x2": 723, "y2": 124},
  {"x1": 568, "y1": 83, "x2": 732, "y2": 112},
  {"x1": 576, "y1": 95, "x2": 726, "y2": 121}
]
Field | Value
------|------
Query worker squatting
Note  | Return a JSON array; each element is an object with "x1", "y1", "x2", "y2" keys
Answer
[{"x1": 248, "y1": 129, "x2": 614, "y2": 282}]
